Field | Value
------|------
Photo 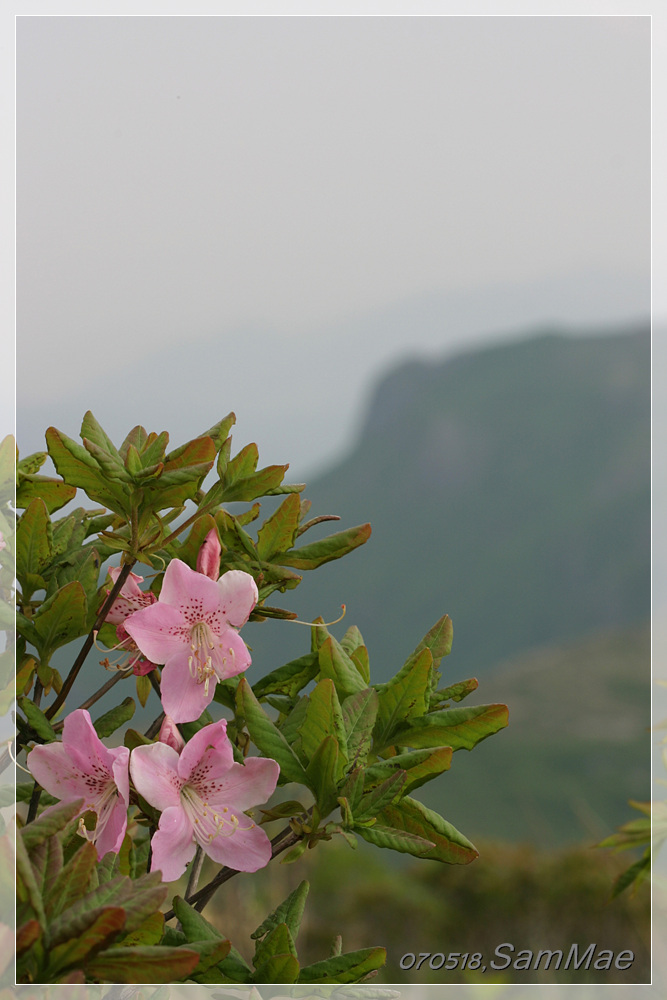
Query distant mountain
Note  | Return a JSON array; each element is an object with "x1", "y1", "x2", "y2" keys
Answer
[
  {"x1": 417, "y1": 621, "x2": 651, "y2": 846},
  {"x1": 245, "y1": 324, "x2": 650, "y2": 687}
]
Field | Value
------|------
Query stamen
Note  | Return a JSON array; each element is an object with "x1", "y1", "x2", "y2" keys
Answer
[
  {"x1": 93, "y1": 630, "x2": 133, "y2": 654},
  {"x1": 284, "y1": 605, "x2": 347, "y2": 628},
  {"x1": 7, "y1": 739, "x2": 31, "y2": 774}
]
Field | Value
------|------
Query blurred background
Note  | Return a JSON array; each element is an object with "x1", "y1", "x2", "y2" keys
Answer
[{"x1": 16, "y1": 15, "x2": 652, "y2": 986}]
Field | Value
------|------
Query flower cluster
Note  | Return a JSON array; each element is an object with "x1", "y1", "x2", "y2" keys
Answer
[{"x1": 27, "y1": 530, "x2": 278, "y2": 883}]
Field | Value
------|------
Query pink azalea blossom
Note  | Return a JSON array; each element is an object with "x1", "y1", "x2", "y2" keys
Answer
[
  {"x1": 101, "y1": 567, "x2": 159, "y2": 676},
  {"x1": 130, "y1": 719, "x2": 278, "y2": 882},
  {"x1": 158, "y1": 714, "x2": 185, "y2": 753},
  {"x1": 27, "y1": 709, "x2": 129, "y2": 859},
  {"x1": 105, "y1": 566, "x2": 157, "y2": 624},
  {"x1": 124, "y1": 559, "x2": 258, "y2": 723},
  {"x1": 196, "y1": 528, "x2": 222, "y2": 581}
]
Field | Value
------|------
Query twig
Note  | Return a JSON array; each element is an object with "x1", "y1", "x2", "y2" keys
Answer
[
  {"x1": 26, "y1": 783, "x2": 42, "y2": 823},
  {"x1": 145, "y1": 711, "x2": 166, "y2": 739},
  {"x1": 45, "y1": 561, "x2": 136, "y2": 719},
  {"x1": 53, "y1": 667, "x2": 133, "y2": 733},
  {"x1": 184, "y1": 845, "x2": 205, "y2": 900}
]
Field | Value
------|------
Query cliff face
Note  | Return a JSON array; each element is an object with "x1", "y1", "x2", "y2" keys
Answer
[{"x1": 273, "y1": 325, "x2": 649, "y2": 683}]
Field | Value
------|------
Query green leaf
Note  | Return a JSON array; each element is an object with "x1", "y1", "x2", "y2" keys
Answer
[
  {"x1": 139, "y1": 430, "x2": 171, "y2": 466},
  {"x1": 30, "y1": 832, "x2": 64, "y2": 902},
  {"x1": 254, "y1": 951, "x2": 300, "y2": 984},
  {"x1": 81, "y1": 411, "x2": 123, "y2": 463},
  {"x1": 318, "y1": 636, "x2": 367, "y2": 700},
  {"x1": 93, "y1": 696, "x2": 136, "y2": 738},
  {"x1": 305, "y1": 734, "x2": 340, "y2": 813},
  {"x1": 251, "y1": 879, "x2": 309, "y2": 942},
  {"x1": 342, "y1": 688, "x2": 379, "y2": 767},
  {"x1": 47, "y1": 906, "x2": 126, "y2": 975},
  {"x1": 379, "y1": 796, "x2": 479, "y2": 864},
  {"x1": 257, "y1": 493, "x2": 301, "y2": 560},
  {"x1": 373, "y1": 647, "x2": 433, "y2": 750},
  {"x1": 302, "y1": 678, "x2": 348, "y2": 774},
  {"x1": 86, "y1": 945, "x2": 201, "y2": 983},
  {"x1": 280, "y1": 839, "x2": 309, "y2": 865},
  {"x1": 46, "y1": 426, "x2": 131, "y2": 514},
  {"x1": 252, "y1": 651, "x2": 319, "y2": 701},
  {"x1": 298, "y1": 947, "x2": 386, "y2": 984},
  {"x1": 18, "y1": 450, "x2": 47, "y2": 476},
  {"x1": 186, "y1": 938, "x2": 234, "y2": 979},
  {"x1": 431, "y1": 677, "x2": 479, "y2": 706},
  {"x1": 32, "y1": 581, "x2": 88, "y2": 656},
  {"x1": 354, "y1": 771, "x2": 406, "y2": 822},
  {"x1": 236, "y1": 678, "x2": 309, "y2": 785},
  {"x1": 16, "y1": 476, "x2": 77, "y2": 515},
  {"x1": 363, "y1": 746, "x2": 453, "y2": 794},
  {"x1": 172, "y1": 895, "x2": 226, "y2": 943},
  {"x1": 16, "y1": 828, "x2": 47, "y2": 925},
  {"x1": 253, "y1": 922, "x2": 299, "y2": 983},
  {"x1": 340, "y1": 624, "x2": 365, "y2": 655},
  {"x1": 355, "y1": 823, "x2": 436, "y2": 856},
  {"x1": 350, "y1": 645, "x2": 370, "y2": 685},
  {"x1": 394, "y1": 703, "x2": 509, "y2": 751},
  {"x1": 16, "y1": 498, "x2": 53, "y2": 582},
  {"x1": 19, "y1": 697, "x2": 58, "y2": 742},
  {"x1": 45, "y1": 841, "x2": 98, "y2": 918},
  {"x1": 278, "y1": 696, "x2": 309, "y2": 759},
  {"x1": 119, "y1": 910, "x2": 165, "y2": 947},
  {"x1": 611, "y1": 850, "x2": 651, "y2": 898},
  {"x1": 123, "y1": 728, "x2": 154, "y2": 752},
  {"x1": 412, "y1": 613, "x2": 454, "y2": 669},
  {"x1": 275, "y1": 522, "x2": 371, "y2": 570}
]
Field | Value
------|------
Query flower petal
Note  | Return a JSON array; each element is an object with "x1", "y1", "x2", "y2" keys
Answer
[
  {"x1": 206, "y1": 756, "x2": 279, "y2": 814},
  {"x1": 158, "y1": 715, "x2": 186, "y2": 754},
  {"x1": 106, "y1": 569, "x2": 150, "y2": 624},
  {"x1": 196, "y1": 529, "x2": 222, "y2": 581},
  {"x1": 159, "y1": 559, "x2": 227, "y2": 618},
  {"x1": 216, "y1": 571, "x2": 258, "y2": 627},
  {"x1": 202, "y1": 817, "x2": 272, "y2": 872},
  {"x1": 177, "y1": 720, "x2": 232, "y2": 782},
  {"x1": 150, "y1": 805, "x2": 196, "y2": 882},
  {"x1": 130, "y1": 742, "x2": 183, "y2": 811},
  {"x1": 159, "y1": 655, "x2": 216, "y2": 723},
  {"x1": 109, "y1": 745, "x2": 130, "y2": 806},
  {"x1": 124, "y1": 602, "x2": 189, "y2": 665},
  {"x1": 94, "y1": 794, "x2": 128, "y2": 858},
  {"x1": 61, "y1": 710, "x2": 117, "y2": 781},
  {"x1": 27, "y1": 743, "x2": 88, "y2": 804},
  {"x1": 210, "y1": 627, "x2": 252, "y2": 682}
]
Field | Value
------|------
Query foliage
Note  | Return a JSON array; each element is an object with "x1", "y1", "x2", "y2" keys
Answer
[{"x1": 11, "y1": 413, "x2": 508, "y2": 984}]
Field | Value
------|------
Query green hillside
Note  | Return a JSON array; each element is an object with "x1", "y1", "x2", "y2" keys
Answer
[
  {"x1": 245, "y1": 325, "x2": 650, "y2": 686},
  {"x1": 416, "y1": 621, "x2": 651, "y2": 846}
]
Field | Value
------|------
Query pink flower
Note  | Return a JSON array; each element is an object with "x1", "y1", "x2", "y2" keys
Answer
[
  {"x1": 196, "y1": 528, "x2": 222, "y2": 581},
  {"x1": 105, "y1": 567, "x2": 157, "y2": 624},
  {"x1": 27, "y1": 709, "x2": 129, "y2": 859},
  {"x1": 158, "y1": 714, "x2": 185, "y2": 753},
  {"x1": 124, "y1": 559, "x2": 258, "y2": 723},
  {"x1": 130, "y1": 719, "x2": 278, "y2": 882}
]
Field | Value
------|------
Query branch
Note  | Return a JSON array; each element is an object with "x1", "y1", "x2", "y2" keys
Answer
[
  {"x1": 45, "y1": 561, "x2": 136, "y2": 720},
  {"x1": 52, "y1": 666, "x2": 133, "y2": 733}
]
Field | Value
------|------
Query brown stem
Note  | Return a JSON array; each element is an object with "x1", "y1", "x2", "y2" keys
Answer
[
  {"x1": 52, "y1": 667, "x2": 133, "y2": 733},
  {"x1": 45, "y1": 561, "x2": 136, "y2": 720},
  {"x1": 26, "y1": 783, "x2": 42, "y2": 823},
  {"x1": 145, "y1": 711, "x2": 166, "y2": 739},
  {"x1": 184, "y1": 845, "x2": 205, "y2": 900}
]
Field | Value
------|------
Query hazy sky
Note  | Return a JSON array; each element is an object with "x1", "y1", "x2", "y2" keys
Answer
[{"x1": 15, "y1": 14, "x2": 651, "y2": 475}]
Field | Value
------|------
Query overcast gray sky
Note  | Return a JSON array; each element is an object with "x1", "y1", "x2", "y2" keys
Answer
[{"x1": 16, "y1": 14, "x2": 650, "y2": 475}]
